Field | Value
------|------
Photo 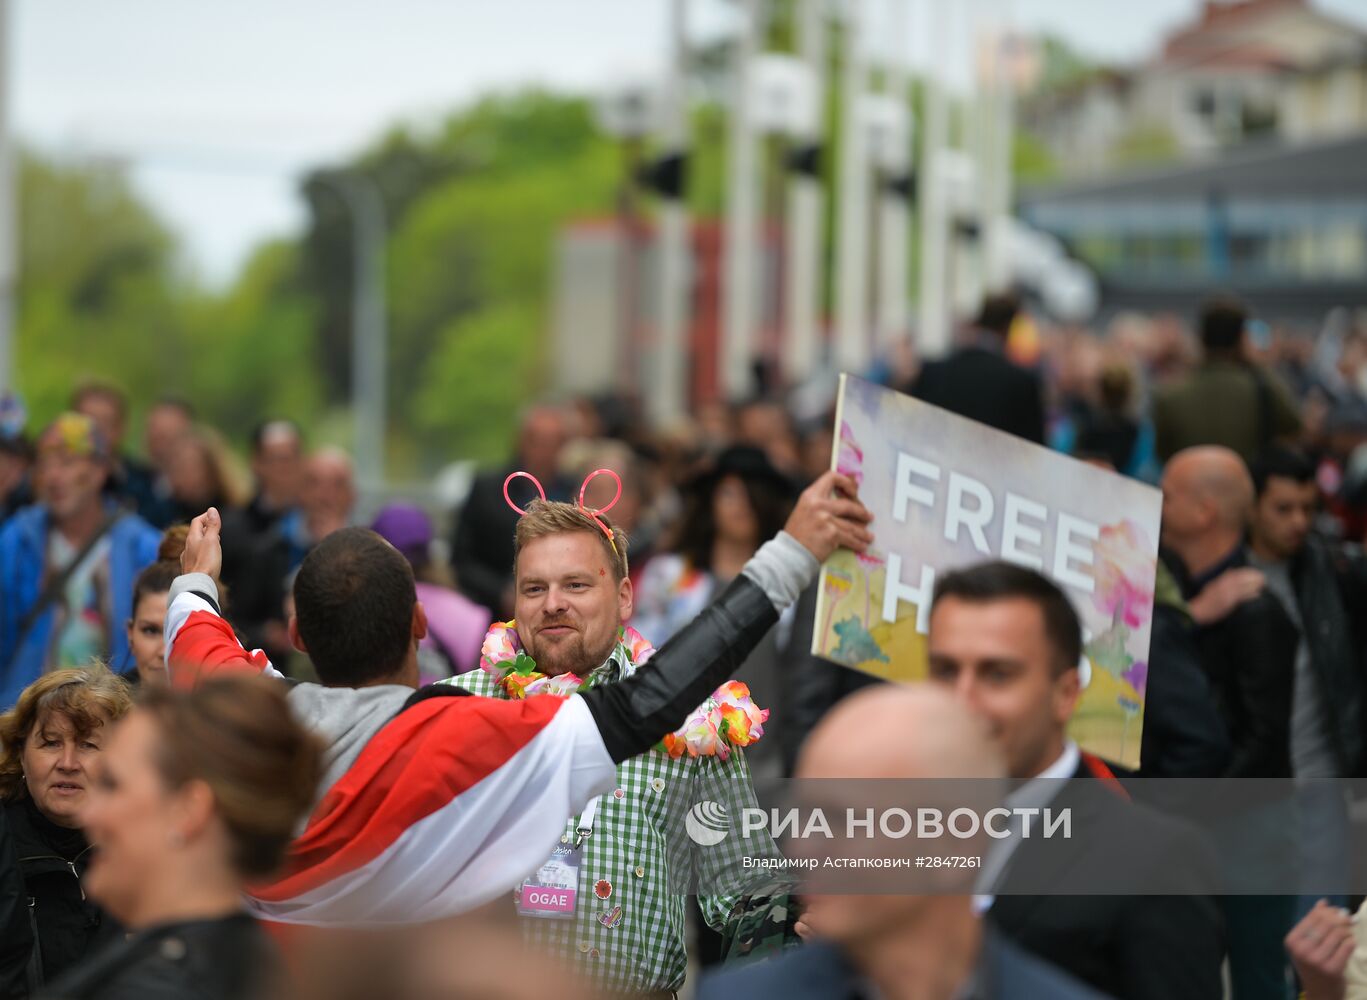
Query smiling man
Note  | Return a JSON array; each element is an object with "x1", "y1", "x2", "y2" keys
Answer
[
  {"x1": 162, "y1": 470, "x2": 870, "y2": 934},
  {"x1": 925, "y1": 561, "x2": 1223, "y2": 1000},
  {"x1": 448, "y1": 499, "x2": 785, "y2": 996},
  {"x1": 0, "y1": 414, "x2": 160, "y2": 708}
]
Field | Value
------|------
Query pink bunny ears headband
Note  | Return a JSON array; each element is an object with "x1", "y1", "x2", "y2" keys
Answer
[{"x1": 503, "y1": 467, "x2": 623, "y2": 556}]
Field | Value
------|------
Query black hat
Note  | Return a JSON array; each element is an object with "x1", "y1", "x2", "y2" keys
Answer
[{"x1": 688, "y1": 445, "x2": 798, "y2": 500}]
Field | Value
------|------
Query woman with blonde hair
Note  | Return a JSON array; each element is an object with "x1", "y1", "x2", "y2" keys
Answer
[
  {"x1": 0, "y1": 666, "x2": 132, "y2": 993},
  {"x1": 44, "y1": 674, "x2": 323, "y2": 1000},
  {"x1": 164, "y1": 427, "x2": 248, "y2": 526}
]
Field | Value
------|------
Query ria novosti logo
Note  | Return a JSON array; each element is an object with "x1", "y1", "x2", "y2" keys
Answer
[
  {"x1": 685, "y1": 800, "x2": 730, "y2": 846},
  {"x1": 686, "y1": 802, "x2": 1074, "y2": 846}
]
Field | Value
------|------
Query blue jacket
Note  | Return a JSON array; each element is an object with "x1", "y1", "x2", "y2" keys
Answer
[{"x1": 0, "y1": 505, "x2": 161, "y2": 707}]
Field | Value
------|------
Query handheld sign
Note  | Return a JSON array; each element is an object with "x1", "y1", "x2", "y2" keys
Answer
[{"x1": 813, "y1": 374, "x2": 1162, "y2": 768}]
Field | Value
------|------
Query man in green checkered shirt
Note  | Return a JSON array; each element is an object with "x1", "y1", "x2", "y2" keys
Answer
[{"x1": 445, "y1": 498, "x2": 787, "y2": 995}]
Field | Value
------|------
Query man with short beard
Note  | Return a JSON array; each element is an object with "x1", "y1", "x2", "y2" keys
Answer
[
  {"x1": 447, "y1": 498, "x2": 781, "y2": 996},
  {"x1": 165, "y1": 470, "x2": 871, "y2": 933}
]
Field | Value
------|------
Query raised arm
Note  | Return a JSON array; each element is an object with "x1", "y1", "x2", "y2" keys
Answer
[
  {"x1": 165, "y1": 508, "x2": 282, "y2": 688},
  {"x1": 580, "y1": 470, "x2": 872, "y2": 763}
]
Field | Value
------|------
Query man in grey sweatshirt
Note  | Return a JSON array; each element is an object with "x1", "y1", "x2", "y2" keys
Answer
[{"x1": 162, "y1": 470, "x2": 871, "y2": 927}]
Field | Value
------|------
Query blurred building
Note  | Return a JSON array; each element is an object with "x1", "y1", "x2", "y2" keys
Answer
[
  {"x1": 1281, "y1": 44, "x2": 1367, "y2": 141},
  {"x1": 551, "y1": 219, "x2": 790, "y2": 407},
  {"x1": 1019, "y1": 130, "x2": 1367, "y2": 322},
  {"x1": 1022, "y1": 0, "x2": 1367, "y2": 173}
]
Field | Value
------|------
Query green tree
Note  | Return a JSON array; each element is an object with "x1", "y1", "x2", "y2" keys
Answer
[
  {"x1": 16, "y1": 153, "x2": 184, "y2": 426},
  {"x1": 411, "y1": 303, "x2": 539, "y2": 465},
  {"x1": 387, "y1": 134, "x2": 618, "y2": 464},
  {"x1": 16, "y1": 152, "x2": 328, "y2": 452},
  {"x1": 299, "y1": 90, "x2": 622, "y2": 470},
  {"x1": 180, "y1": 240, "x2": 322, "y2": 436}
]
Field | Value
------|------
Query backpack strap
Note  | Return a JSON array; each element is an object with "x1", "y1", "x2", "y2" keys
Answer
[{"x1": 4, "y1": 510, "x2": 126, "y2": 675}]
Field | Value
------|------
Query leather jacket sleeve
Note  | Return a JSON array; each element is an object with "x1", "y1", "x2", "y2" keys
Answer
[
  {"x1": 1200, "y1": 593, "x2": 1298, "y2": 779},
  {"x1": 1139, "y1": 603, "x2": 1230, "y2": 778},
  {"x1": 582, "y1": 575, "x2": 778, "y2": 763}
]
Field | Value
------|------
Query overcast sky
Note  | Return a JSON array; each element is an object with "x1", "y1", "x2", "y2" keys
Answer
[{"x1": 10, "y1": 0, "x2": 1366, "y2": 285}]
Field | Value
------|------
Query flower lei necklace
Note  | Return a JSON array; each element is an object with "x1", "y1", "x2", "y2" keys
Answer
[{"x1": 480, "y1": 620, "x2": 769, "y2": 760}]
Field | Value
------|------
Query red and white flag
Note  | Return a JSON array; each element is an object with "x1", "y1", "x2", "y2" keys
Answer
[{"x1": 167, "y1": 590, "x2": 615, "y2": 926}]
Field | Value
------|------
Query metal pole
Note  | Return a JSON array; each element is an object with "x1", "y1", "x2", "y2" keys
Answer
[
  {"x1": 875, "y1": 0, "x2": 911, "y2": 355},
  {"x1": 970, "y1": 0, "x2": 1010, "y2": 295},
  {"x1": 990, "y1": 2, "x2": 1017, "y2": 291},
  {"x1": 651, "y1": 0, "x2": 691, "y2": 428},
  {"x1": 916, "y1": 0, "x2": 952, "y2": 359},
  {"x1": 834, "y1": 0, "x2": 870, "y2": 375},
  {"x1": 616, "y1": 137, "x2": 643, "y2": 398},
  {"x1": 958, "y1": 0, "x2": 987, "y2": 312},
  {"x1": 0, "y1": 0, "x2": 15, "y2": 393},
  {"x1": 352, "y1": 178, "x2": 386, "y2": 497},
  {"x1": 784, "y1": 0, "x2": 825, "y2": 384},
  {"x1": 317, "y1": 174, "x2": 387, "y2": 495},
  {"x1": 722, "y1": 0, "x2": 762, "y2": 401}
]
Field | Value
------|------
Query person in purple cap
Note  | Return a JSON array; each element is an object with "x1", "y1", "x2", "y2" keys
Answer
[
  {"x1": 0, "y1": 413, "x2": 160, "y2": 707},
  {"x1": 371, "y1": 503, "x2": 492, "y2": 684}
]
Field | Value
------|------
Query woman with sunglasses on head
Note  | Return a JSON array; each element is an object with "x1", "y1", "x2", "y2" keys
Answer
[{"x1": 42, "y1": 674, "x2": 322, "y2": 1000}]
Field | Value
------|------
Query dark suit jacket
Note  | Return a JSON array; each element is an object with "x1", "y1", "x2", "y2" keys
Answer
[
  {"x1": 697, "y1": 929, "x2": 1110, "y2": 1000},
  {"x1": 780, "y1": 583, "x2": 882, "y2": 775},
  {"x1": 909, "y1": 345, "x2": 1046, "y2": 445},
  {"x1": 988, "y1": 762, "x2": 1224, "y2": 1000}
]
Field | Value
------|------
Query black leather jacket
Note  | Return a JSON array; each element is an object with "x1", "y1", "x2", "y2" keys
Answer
[
  {"x1": 1191, "y1": 565, "x2": 1299, "y2": 779},
  {"x1": 2, "y1": 799, "x2": 122, "y2": 995},
  {"x1": 1286, "y1": 536, "x2": 1367, "y2": 776},
  {"x1": 0, "y1": 805, "x2": 33, "y2": 1000},
  {"x1": 40, "y1": 913, "x2": 278, "y2": 1000},
  {"x1": 581, "y1": 573, "x2": 778, "y2": 763},
  {"x1": 1178, "y1": 538, "x2": 1367, "y2": 778}
]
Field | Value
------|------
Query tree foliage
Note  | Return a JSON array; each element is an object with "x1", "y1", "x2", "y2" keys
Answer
[
  {"x1": 19, "y1": 64, "x2": 1054, "y2": 474},
  {"x1": 299, "y1": 91, "x2": 621, "y2": 469},
  {"x1": 17, "y1": 153, "x2": 322, "y2": 448},
  {"x1": 16, "y1": 91, "x2": 621, "y2": 471}
]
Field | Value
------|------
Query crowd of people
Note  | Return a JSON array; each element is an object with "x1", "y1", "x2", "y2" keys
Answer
[{"x1": 0, "y1": 290, "x2": 1364, "y2": 998}]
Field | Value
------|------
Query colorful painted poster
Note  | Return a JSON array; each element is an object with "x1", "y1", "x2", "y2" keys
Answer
[{"x1": 813, "y1": 374, "x2": 1162, "y2": 767}]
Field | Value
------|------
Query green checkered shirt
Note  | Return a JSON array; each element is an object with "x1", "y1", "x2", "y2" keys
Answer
[{"x1": 446, "y1": 643, "x2": 773, "y2": 994}]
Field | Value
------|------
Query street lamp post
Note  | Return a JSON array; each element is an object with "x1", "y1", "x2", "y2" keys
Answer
[
  {"x1": 314, "y1": 173, "x2": 387, "y2": 497},
  {"x1": 834, "y1": 0, "x2": 871, "y2": 375},
  {"x1": 917, "y1": 0, "x2": 953, "y2": 359},
  {"x1": 0, "y1": 0, "x2": 15, "y2": 394},
  {"x1": 785, "y1": 0, "x2": 826, "y2": 385},
  {"x1": 722, "y1": 0, "x2": 763, "y2": 401},
  {"x1": 653, "y1": 0, "x2": 691, "y2": 429}
]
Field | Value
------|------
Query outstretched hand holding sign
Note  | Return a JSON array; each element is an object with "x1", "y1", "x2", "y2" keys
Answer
[{"x1": 784, "y1": 471, "x2": 874, "y2": 562}]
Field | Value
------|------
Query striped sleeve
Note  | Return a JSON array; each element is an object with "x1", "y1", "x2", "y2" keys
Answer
[
  {"x1": 165, "y1": 573, "x2": 283, "y2": 688},
  {"x1": 246, "y1": 691, "x2": 616, "y2": 926}
]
